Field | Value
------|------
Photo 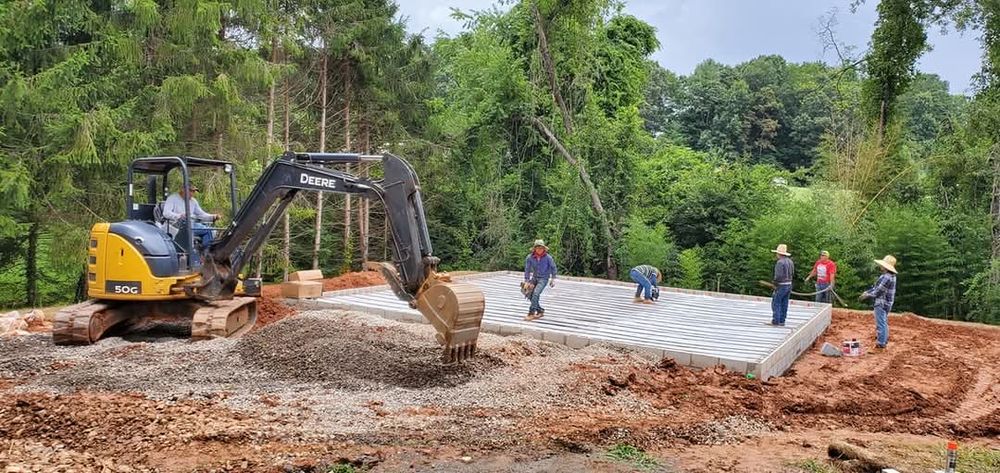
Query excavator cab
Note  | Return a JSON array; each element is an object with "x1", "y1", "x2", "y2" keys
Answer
[{"x1": 126, "y1": 156, "x2": 239, "y2": 272}]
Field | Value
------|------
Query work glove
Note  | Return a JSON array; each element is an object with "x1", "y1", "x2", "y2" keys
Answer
[{"x1": 549, "y1": 279, "x2": 555, "y2": 288}]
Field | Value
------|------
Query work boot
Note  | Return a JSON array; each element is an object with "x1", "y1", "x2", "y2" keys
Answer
[
  {"x1": 524, "y1": 310, "x2": 536, "y2": 321},
  {"x1": 641, "y1": 299, "x2": 654, "y2": 305},
  {"x1": 634, "y1": 296, "x2": 643, "y2": 303}
]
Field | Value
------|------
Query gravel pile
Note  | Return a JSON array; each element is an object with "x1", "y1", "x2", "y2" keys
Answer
[
  {"x1": 670, "y1": 415, "x2": 772, "y2": 445},
  {"x1": 0, "y1": 309, "x2": 656, "y2": 446}
]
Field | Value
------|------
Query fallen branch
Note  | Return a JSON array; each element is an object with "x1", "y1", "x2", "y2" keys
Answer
[
  {"x1": 828, "y1": 441, "x2": 891, "y2": 472},
  {"x1": 530, "y1": 116, "x2": 617, "y2": 278}
]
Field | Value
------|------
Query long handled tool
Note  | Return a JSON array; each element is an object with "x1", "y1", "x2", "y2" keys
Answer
[{"x1": 757, "y1": 280, "x2": 847, "y2": 306}]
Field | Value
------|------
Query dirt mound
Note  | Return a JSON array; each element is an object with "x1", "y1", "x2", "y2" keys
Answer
[
  {"x1": 256, "y1": 271, "x2": 386, "y2": 328},
  {"x1": 238, "y1": 313, "x2": 504, "y2": 389},
  {"x1": 559, "y1": 309, "x2": 1000, "y2": 444},
  {"x1": 255, "y1": 295, "x2": 297, "y2": 328},
  {"x1": 322, "y1": 271, "x2": 385, "y2": 291}
]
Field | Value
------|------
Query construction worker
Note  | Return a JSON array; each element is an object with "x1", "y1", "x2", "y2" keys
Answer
[
  {"x1": 805, "y1": 250, "x2": 837, "y2": 303},
  {"x1": 860, "y1": 255, "x2": 897, "y2": 350},
  {"x1": 630, "y1": 264, "x2": 661, "y2": 304},
  {"x1": 524, "y1": 239, "x2": 556, "y2": 321},
  {"x1": 770, "y1": 244, "x2": 793, "y2": 326},
  {"x1": 162, "y1": 183, "x2": 219, "y2": 264}
]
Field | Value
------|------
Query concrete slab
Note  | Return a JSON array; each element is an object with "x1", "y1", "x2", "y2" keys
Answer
[{"x1": 317, "y1": 271, "x2": 830, "y2": 380}]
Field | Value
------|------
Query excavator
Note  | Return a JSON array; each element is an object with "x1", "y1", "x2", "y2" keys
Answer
[{"x1": 53, "y1": 151, "x2": 485, "y2": 362}]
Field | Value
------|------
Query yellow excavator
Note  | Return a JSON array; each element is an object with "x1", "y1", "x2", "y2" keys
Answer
[{"x1": 54, "y1": 151, "x2": 485, "y2": 362}]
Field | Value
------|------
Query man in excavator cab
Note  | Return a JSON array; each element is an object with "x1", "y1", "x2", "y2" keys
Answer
[
  {"x1": 55, "y1": 151, "x2": 486, "y2": 363},
  {"x1": 161, "y1": 183, "x2": 219, "y2": 265}
]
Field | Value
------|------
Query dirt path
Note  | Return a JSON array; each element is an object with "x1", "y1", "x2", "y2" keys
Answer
[{"x1": 1, "y1": 289, "x2": 998, "y2": 472}]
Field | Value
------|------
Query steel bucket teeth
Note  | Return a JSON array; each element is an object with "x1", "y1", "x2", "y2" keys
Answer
[{"x1": 442, "y1": 343, "x2": 477, "y2": 364}]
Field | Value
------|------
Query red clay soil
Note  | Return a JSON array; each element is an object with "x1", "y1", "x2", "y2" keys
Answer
[
  {"x1": 542, "y1": 309, "x2": 1000, "y2": 447},
  {"x1": 256, "y1": 271, "x2": 387, "y2": 328}
]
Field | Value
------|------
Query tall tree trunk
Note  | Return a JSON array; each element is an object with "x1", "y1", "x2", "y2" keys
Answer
[
  {"x1": 342, "y1": 69, "x2": 352, "y2": 271},
  {"x1": 532, "y1": 2, "x2": 573, "y2": 134},
  {"x1": 530, "y1": 117, "x2": 617, "y2": 279},
  {"x1": 266, "y1": 38, "x2": 277, "y2": 149},
  {"x1": 359, "y1": 120, "x2": 370, "y2": 264},
  {"x1": 991, "y1": 147, "x2": 1000, "y2": 286},
  {"x1": 313, "y1": 51, "x2": 329, "y2": 270},
  {"x1": 257, "y1": 39, "x2": 278, "y2": 279},
  {"x1": 25, "y1": 221, "x2": 39, "y2": 307},
  {"x1": 282, "y1": 76, "x2": 291, "y2": 281}
]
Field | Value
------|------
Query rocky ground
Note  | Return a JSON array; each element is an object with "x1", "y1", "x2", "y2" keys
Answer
[{"x1": 0, "y1": 273, "x2": 997, "y2": 472}]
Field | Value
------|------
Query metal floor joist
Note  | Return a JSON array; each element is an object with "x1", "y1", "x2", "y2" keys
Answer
[{"x1": 317, "y1": 271, "x2": 831, "y2": 380}]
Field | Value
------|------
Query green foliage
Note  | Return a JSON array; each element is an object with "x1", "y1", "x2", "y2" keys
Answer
[
  {"x1": 871, "y1": 205, "x2": 961, "y2": 316},
  {"x1": 677, "y1": 247, "x2": 704, "y2": 290},
  {"x1": 606, "y1": 444, "x2": 659, "y2": 470},
  {"x1": 0, "y1": 0, "x2": 993, "y2": 327},
  {"x1": 717, "y1": 196, "x2": 870, "y2": 303},
  {"x1": 964, "y1": 262, "x2": 1000, "y2": 324},
  {"x1": 618, "y1": 216, "x2": 673, "y2": 280},
  {"x1": 862, "y1": 0, "x2": 929, "y2": 130}
]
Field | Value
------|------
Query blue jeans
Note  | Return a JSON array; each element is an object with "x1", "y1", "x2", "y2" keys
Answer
[
  {"x1": 874, "y1": 306, "x2": 889, "y2": 347},
  {"x1": 815, "y1": 282, "x2": 831, "y2": 303},
  {"x1": 529, "y1": 277, "x2": 549, "y2": 313},
  {"x1": 190, "y1": 222, "x2": 213, "y2": 266},
  {"x1": 630, "y1": 269, "x2": 656, "y2": 300},
  {"x1": 771, "y1": 284, "x2": 791, "y2": 325}
]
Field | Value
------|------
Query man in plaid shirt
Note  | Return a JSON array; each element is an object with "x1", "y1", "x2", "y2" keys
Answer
[{"x1": 860, "y1": 255, "x2": 897, "y2": 350}]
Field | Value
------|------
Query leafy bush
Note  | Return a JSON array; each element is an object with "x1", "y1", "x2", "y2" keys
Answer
[
  {"x1": 677, "y1": 247, "x2": 704, "y2": 289},
  {"x1": 963, "y1": 262, "x2": 1000, "y2": 324},
  {"x1": 871, "y1": 205, "x2": 961, "y2": 316},
  {"x1": 717, "y1": 196, "x2": 871, "y2": 304},
  {"x1": 618, "y1": 215, "x2": 673, "y2": 280}
]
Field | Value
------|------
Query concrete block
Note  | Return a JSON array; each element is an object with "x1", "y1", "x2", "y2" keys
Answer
[
  {"x1": 481, "y1": 322, "x2": 501, "y2": 334},
  {"x1": 281, "y1": 281, "x2": 323, "y2": 299},
  {"x1": 288, "y1": 269, "x2": 324, "y2": 281},
  {"x1": 719, "y1": 358, "x2": 748, "y2": 373},
  {"x1": 521, "y1": 328, "x2": 545, "y2": 341},
  {"x1": 635, "y1": 348, "x2": 665, "y2": 362},
  {"x1": 541, "y1": 331, "x2": 566, "y2": 344},
  {"x1": 690, "y1": 354, "x2": 720, "y2": 369},
  {"x1": 662, "y1": 350, "x2": 691, "y2": 366},
  {"x1": 565, "y1": 335, "x2": 591, "y2": 349},
  {"x1": 500, "y1": 325, "x2": 522, "y2": 336}
]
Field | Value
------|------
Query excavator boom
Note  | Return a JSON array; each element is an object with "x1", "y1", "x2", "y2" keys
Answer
[{"x1": 190, "y1": 151, "x2": 485, "y2": 362}]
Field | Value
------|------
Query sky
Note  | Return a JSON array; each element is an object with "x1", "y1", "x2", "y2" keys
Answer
[{"x1": 395, "y1": 0, "x2": 983, "y2": 95}]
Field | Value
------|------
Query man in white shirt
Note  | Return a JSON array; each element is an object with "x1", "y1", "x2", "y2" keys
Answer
[{"x1": 162, "y1": 184, "x2": 219, "y2": 250}]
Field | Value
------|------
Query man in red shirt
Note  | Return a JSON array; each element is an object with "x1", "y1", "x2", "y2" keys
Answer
[{"x1": 805, "y1": 250, "x2": 836, "y2": 303}]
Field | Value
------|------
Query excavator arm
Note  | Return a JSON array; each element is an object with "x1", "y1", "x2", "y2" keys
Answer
[{"x1": 189, "y1": 151, "x2": 485, "y2": 362}]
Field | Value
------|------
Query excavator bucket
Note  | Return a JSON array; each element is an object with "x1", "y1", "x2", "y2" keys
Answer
[
  {"x1": 375, "y1": 262, "x2": 485, "y2": 363},
  {"x1": 416, "y1": 279, "x2": 485, "y2": 363}
]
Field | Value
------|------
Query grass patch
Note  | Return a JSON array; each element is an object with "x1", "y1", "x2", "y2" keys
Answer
[
  {"x1": 326, "y1": 464, "x2": 356, "y2": 473},
  {"x1": 788, "y1": 458, "x2": 838, "y2": 473},
  {"x1": 932, "y1": 445, "x2": 1000, "y2": 473},
  {"x1": 606, "y1": 444, "x2": 659, "y2": 470}
]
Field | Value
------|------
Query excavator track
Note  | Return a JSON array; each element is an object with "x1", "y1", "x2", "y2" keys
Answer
[
  {"x1": 53, "y1": 298, "x2": 258, "y2": 345},
  {"x1": 190, "y1": 297, "x2": 258, "y2": 340},
  {"x1": 53, "y1": 300, "x2": 131, "y2": 345}
]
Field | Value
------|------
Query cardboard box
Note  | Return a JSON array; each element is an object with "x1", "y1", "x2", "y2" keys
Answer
[
  {"x1": 281, "y1": 280, "x2": 323, "y2": 299},
  {"x1": 288, "y1": 270, "x2": 324, "y2": 282}
]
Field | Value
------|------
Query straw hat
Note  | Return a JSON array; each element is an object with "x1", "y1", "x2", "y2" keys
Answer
[
  {"x1": 820, "y1": 250, "x2": 830, "y2": 257},
  {"x1": 874, "y1": 255, "x2": 897, "y2": 274},
  {"x1": 532, "y1": 239, "x2": 548, "y2": 249},
  {"x1": 770, "y1": 244, "x2": 791, "y2": 256}
]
